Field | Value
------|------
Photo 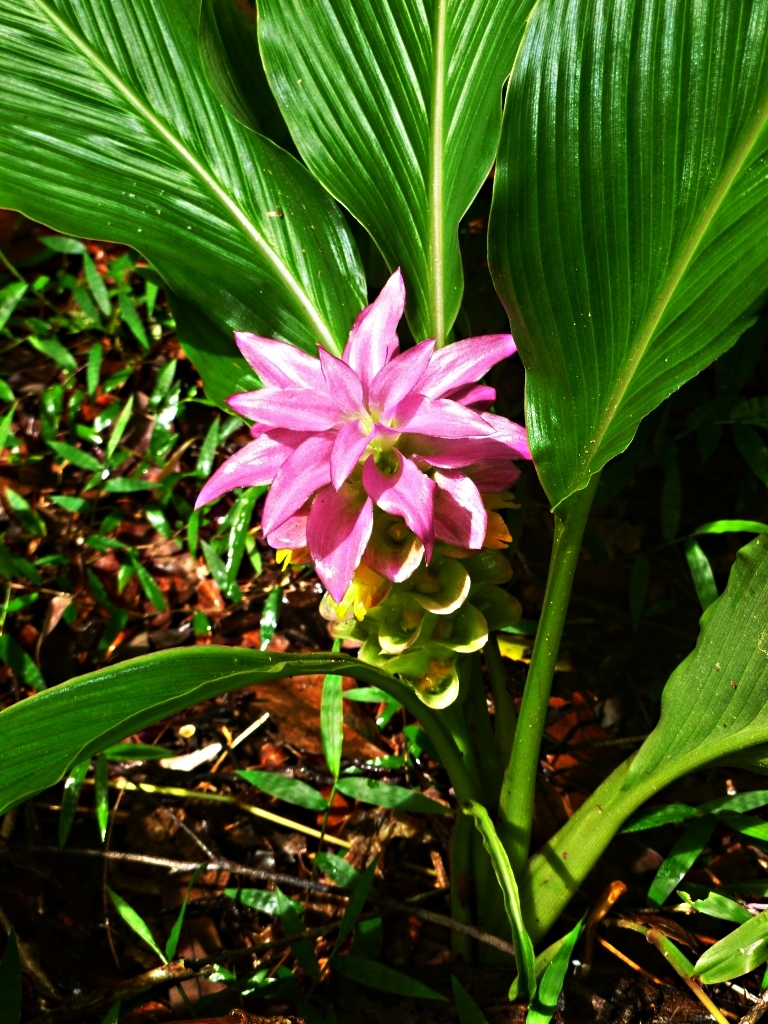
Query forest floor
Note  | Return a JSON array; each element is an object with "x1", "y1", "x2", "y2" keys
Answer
[{"x1": 2, "y1": 208, "x2": 768, "y2": 1023}]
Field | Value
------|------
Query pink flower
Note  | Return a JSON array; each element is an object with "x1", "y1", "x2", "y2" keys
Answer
[{"x1": 196, "y1": 270, "x2": 530, "y2": 602}]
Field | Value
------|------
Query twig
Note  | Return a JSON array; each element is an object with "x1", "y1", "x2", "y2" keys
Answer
[
  {"x1": 738, "y1": 990, "x2": 768, "y2": 1024},
  {"x1": 0, "y1": 901, "x2": 60, "y2": 1003}
]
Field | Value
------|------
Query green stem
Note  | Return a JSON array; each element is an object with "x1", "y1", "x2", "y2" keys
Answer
[
  {"x1": 498, "y1": 473, "x2": 600, "y2": 874},
  {"x1": 485, "y1": 634, "x2": 517, "y2": 762},
  {"x1": 449, "y1": 812, "x2": 474, "y2": 962},
  {"x1": 646, "y1": 929, "x2": 730, "y2": 1024},
  {"x1": 0, "y1": 245, "x2": 25, "y2": 284},
  {"x1": 463, "y1": 654, "x2": 503, "y2": 808}
]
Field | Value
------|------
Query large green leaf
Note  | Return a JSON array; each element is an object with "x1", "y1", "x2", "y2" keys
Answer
[
  {"x1": 0, "y1": 0, "x2": 366, "y2": 400},
  {"x1": 258, "y1": 0, "x2": 534, "y2": 344},
  {"x1": 521, "y1": 536, "x2": 768, "y2": 941},
  {"x1": 0, "y1": 647, "x2": 452, "y2": 816},
  {"x1": 490, "y1": 0, "x2": 768, "y2": 507}
]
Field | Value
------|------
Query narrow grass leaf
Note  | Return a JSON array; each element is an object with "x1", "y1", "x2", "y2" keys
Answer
[
  {"x1": 108, "y1": 887, "x2": 167, "y2": 963},
  {"x1": 259, "y1": 587, "x2": 281, "y2": 649},
  {"x1": 464, "y1": 801, "x2": 535, "y2": 999},
  {"x1": 0, "y1": 928, "x2": 21, "y2": 1024},
  {"x1": 237, "y1": 769, "x2": 328, "y2": 811},
  {"x1": 526, "y1": 918, "x2": 583, "y2": 1023},
  {"x1": 679, "y1": 890, "x2": 751, "y2": 925},
  {"x1": 225, "y1": 487, "x2": 260, "y2": 584},
  {"x1": 58, "y1": 757, "x2": 90, "y2": 847},
  {"x1": 105, "y1": 395, "x2": 134, "y2": 464},
  {"x1": 621, "y1": 803, "x2": 698, "y2": 833},
  {"x1": 701, "y1": 790, "x2": 768, "y2": 815},
  {"x1": 118, "y1": 290, "x2": 149, "y2": 350},
  {"x1": 315, "y1": 852, "x2": 360, "y2": 890},
  {"x1": 49, "y1": 495, "x2": 93, "y2": 514},
  {"x1": 86, "y1": 344, "x2": 103, "y2": 398},
  {"x1": 275, "y1": 888, "x2": 319, "y2": 979},
  {"x1": 647, "y1": 814, "x2": 716, "y2": 907},
  {"x1": 335, "y1": 776, "x2": 450, "y2": 814},
  {"x1": 101, "y1": 477, "x2": 156, "y2": 493},
  {"x1": 4, "y1": 487, "x2": 45, "y2": 536},
  {"x1": 26, "y1": 334, "x2": 77, "y2": 372},
  {"x1": 695, "y1": 909, "x2": 768, "y2": 984},
  {"x1": 452, "y1": 975, "x2": 489, "y2": 1024},
  {"x1": 104, "y1": 744, "x2": 173, "y2": 761},
  {"x1": 40, "y1": 234, "x2": 86, "y2": 254},
  {"x1": 195, "y1": 416, "x2": 219, "y2": 477},
  {"x1": 94, "y1": 753, "x2": 109, "y2": 842},
  {"x1": 734, "y1": 425, "x2": 768, "y2": 487},
  {"x1": 130, "y1": 557, "x2": 166, "y2": 613},
  {"x1": 99, "y1": 1001, "x2": 121, "y2": 1024},
  {"x1": 0, "y1": 380, "x2": 13, "y2": 403},
  {"x1": 47, "y1": 441, "x2": 103, "y2": 474},
  {"x1": 342, "y1": 687, "x2": 393, "y2": 703},
  {"x1": 333, "y1": 955, "x2": 448, "y2": 1000},
  {"x1": 165, "y1": 866, "x2": 204, "y2": 961},
  {"x1": 223, "y1": 888, "x2": 302, "y2": 916},
  {"x1": 718, "y1": 811, "x2": 768, "y2": 843},
  {"x1": 0, "y1": 282, "x2": 26, "y2": 332},
  {"x1": 321, "y1": 673, "x2": 343, "y2": 781},
  {"x1": 693, "y1": 521, "x2": 768, "y2": 537},
  {"x1": 201, "y1": 538, "x2": 241, "y2": 604},
  {"x1": 0, "y1": 404, "x2": 16, "y2": 456},
  {"x1": 684, "y1": 539, "x2": 718, "y2": 611},
  {"x1": 334, "y1": 856, "x2": 378, "y2": 952},
  {"x1": 83, "y1": 253, "x2": 111, "y2": 316},
  {"x1": 0, "y1": 633, "x2": 46, "y2": 690}
]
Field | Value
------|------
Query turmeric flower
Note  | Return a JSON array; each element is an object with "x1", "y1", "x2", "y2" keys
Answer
[{"x1": 196, "y1": 270, "x2": 529, "y2": 602}]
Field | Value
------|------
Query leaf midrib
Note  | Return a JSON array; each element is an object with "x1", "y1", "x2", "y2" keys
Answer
[
  {"x1": 428, "y1": 0, "x2": 447, "y2": 347},
  {"x1": 576, "y1": 90, "x2": 768, "y2": 496},
  {"x1": 33, "y1": 0, "x2": 339, "y2": 353}
]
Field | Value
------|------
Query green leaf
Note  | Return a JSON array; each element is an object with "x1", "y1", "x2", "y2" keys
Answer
[
  {"x1": 315, "y1": 852, "x2": 361, "y2": 891},
  {"x1": 321, "y1": 673, "x2": 343, "y2": 781},
  {"x1": 99, "y1": 1001, "x2": 121, "y2": 1024},
  {"x1": 26, "y1": 334, "x2": 77, "y2": 372},
  {"x1": 102, "y1": 477, "x2": 156, "y2": 493},
  {"x1": 40, "y1": 234, "x2": 86, "y2": 254},
  {"x1": 490, "y1": 0, "x2": 768, "y2": 507},
  {"x1": 130, "y1": 556, "x2": 167, "y2": 613},
  {"x1": 86, "y1": 344, "x2": 103, "y2": 398},
  {"x1": 107, "y1": 886, "x2": 167, "y2": 963},
  {"x1": 201, "y1": 539, "x2": 240, "y2": 604},
  {"x1": 683, "y1": 539, "x2": 718, "y2": 611},
  {"x1": 94, "y1": 752, "x2": 109, "y2": 842},
  {"x1": 332, "y1": 954, "x2": 448, "y2": 1001},
  {"x1": 0, "y1": 928, "x2": 21, "y2": 1024},
  {"x1": 647, "y1": 815, "x2": 717, "y2": 908},
  {"x1": 0, "y1": 282, "x2": 26, "y2": 332},
  {"x1": 199, "y1": 0, "x2": 290, "y2": 146},
  {"x1": 103, "y1": 744, "x2": 173, "y2": 761},
  {"x1": 527, "y1": 918, "x2": 583, "y2": 1024},
  {"x1": 333, "y1": 856, "x2": 378, "y2": 952},
  {"x1": 105, "y1": 395, "x2": 134, "y2": 464},
  {"x1": 237, "y1": 768, "x2": 328, "y2": 812},
  {"x1": 0, "y1": 633, "x2": 46, "y2": 691},
  {"x1": 4, "y1": 487, "x2": 45, "y2": 537},
  {"x1": 165, "y1": 865, "x2": 204, "y2": 961},
  {"x1": 679, "y1": 890, "x2": 752, "y2": 925},
  {"x1": 694, "y1": 520, "x2": 768, "y2": 536},
  {"x1": 621, "y1": 803, "x2": 699, "y2": 834},
  {"x1": 118, "y1": 289, "x2": 149, "y2": 351},
  {"x1": 83, "y1": 252, "x2": 111, "y2": 317},
  {"x1": 524, "y1": 539, "x2": 768, "y2": 941},
  {"x1": 0, "y1": 380, "x2": 14, "y2": 403},
  {"x1": 259, "y1": 587, "x2": 281, "y2": 650},
  {"x1": 223, "y1": 887, "x2": 302, "y2": 916},
  {"x1": 695, "y1": 908, "x2": 768, "y2": 984},
  {"x1": 0, "y1": 0, "x2": 366, "y2": 404},
  {"x1": 464, "y1": 800, "x2": 535, "y2": 999},
  {"x1": 342, "y1": 687, "x2": 393, "y2": 703},
  {"x1": 259, "y1": 0, "x2": 535, "y2": 344},
  {"x1": 47, "y1": 441, "x2": 103, "y2": 473},
  {"x1": 58, "y1": 757, "x2": 90, "y2": 847},
  {"x1": 701, "y1": 790, "x2": 768, "y2": 815},
  {"x1": 335, "y1": 776, "x2": 450, "y2": 814},
  {"x1": 49, "y1": 495, "x2": 93, "y2": 515},
  {"x1": 225, "y1": 487, "x2": 261, "y2": 584},
  {"x1": 452, "y1": 976, "x2": 489, "y2": 1024},
  {"x1": 0, "y1": 405, "x2": 17, "y2": 458},
  {"x1": 0, "y1": 647, "x2": 418, "y2": 817}
]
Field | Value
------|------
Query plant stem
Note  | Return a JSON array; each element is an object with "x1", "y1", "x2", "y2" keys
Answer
[
  {"x1": 498, "y1": 473, "x2": 600, "y2": 875},
  {"x1": 485, "y1": 634, "x2": 516, "y2": 762},
  {"x1": 463, "y1": 654, "x2": 503, "y2": 808},
  {"x1": 646, "y1": 929, "x2": 730, "y2": 1024},
  {"x1": 0, "y1": 245, "x2": 25, "y2": 284},
  {"x1": 449, "y1": 812, "x2": 473, "y2": 962}
]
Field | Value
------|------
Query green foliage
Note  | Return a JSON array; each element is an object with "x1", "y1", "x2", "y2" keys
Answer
[
  {"x1": 452, "y1": 976, "x2": 489, "y2": 1024},
  {"x1": 107, "y1": 887, "x2": 167, "y2": 963},
  {"x1": 490, "y1": 0, "x2": 768, "y2": 508},
  {"x1": 332, "y1": 954, "x2": 448, "y2": 1001},
  {"x1": 695, "y1": 910, "x2": 768, "y2": 984},
  {"x1": 0, "y1": 929, "x2": 21, "y2": 1024}
]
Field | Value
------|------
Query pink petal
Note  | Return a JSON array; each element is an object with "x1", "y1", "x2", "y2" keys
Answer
[
  {"x1": 266, "y1": 510, "x2": 308, "y2": 549},
  {"x1": 466, "y1": 460, "x2": 522, "y2": 492},
  {"x1": 433, "y1": 470, "x2": 487, "y2": 549},
  {"x1": 195, "y1": 432, "x2": 297, "y2": 508},
  {"x1": 403, "y1": 434, "x2": 527, "y2": 468},
  {"x1": 331, "y1": 418, "x2": 373, "y2": 489},
  {"x1": 343, "y1": 269, "x2": 405, "y2": 389},
  {"x1": 445, "y1": 383, "x2": 496, "y2": 409},
  {"x1": 480, "y1": 413, "x2": 532, "y2": 460},
  {"x1": 362, "y1": 451, "x2": 435, "y2": 557},
  {"x1": 368, "y1": 339, "x2": 435, "y2": 415},
  {"x1": 234, "y1": 333, "x2": 324, "y2": 389},
  {"x1": 228, "y1": 387, "x2": 344, "y2": 431},
  {"x1": 392, "y1": 395, "x2": 495, "y2": 437},
  {"x1": 318, "y1": 347, "x2": 365, "y2": 412},
  {"x1": 307, "y1": 484, "x2": 374, "y2": 602},
  {"x1": 418, "y1": 334, "x2": 516, "y2": 399},
  {"x1": 261, "y1": 434, "x2": 334, "y2": 535}
]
